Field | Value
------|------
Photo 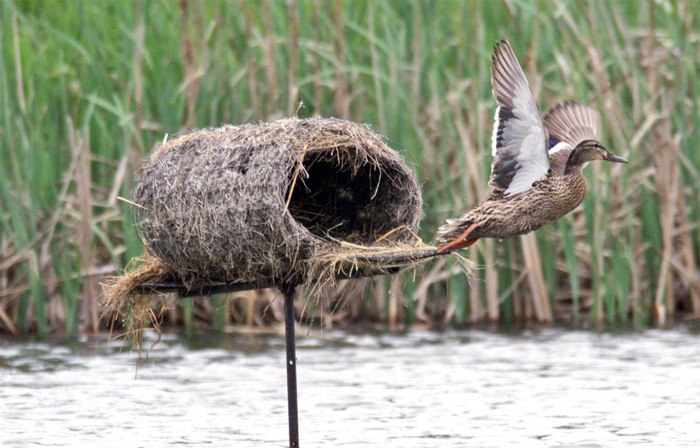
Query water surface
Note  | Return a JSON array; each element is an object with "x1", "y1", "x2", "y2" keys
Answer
[{"x1": 2, "y1": 327, "x2": 699, "y2": 447}]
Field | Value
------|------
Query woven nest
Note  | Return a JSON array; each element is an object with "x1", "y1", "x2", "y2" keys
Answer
[{"x1": 105, "y1": 118, "x2": 441, "y2": 312}]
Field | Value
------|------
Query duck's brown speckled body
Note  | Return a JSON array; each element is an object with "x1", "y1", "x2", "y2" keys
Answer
[
  {"x1": 444, "y1": 169, "x2": 588, "y2": 242},
  {"x1": 437, "y1": 40, "x2": 627, "y2": 252}
]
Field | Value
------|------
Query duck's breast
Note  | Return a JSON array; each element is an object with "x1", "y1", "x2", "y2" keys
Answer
[{"x1": 535, "y1": 171, "x2": 588, "y2": 222}]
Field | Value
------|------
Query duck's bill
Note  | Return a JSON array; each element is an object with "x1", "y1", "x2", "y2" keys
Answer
[{"x1": 604, "y1": 153, "x2": 628, "y2": 163}]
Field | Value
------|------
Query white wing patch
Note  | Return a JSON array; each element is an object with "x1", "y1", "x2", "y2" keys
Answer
[
  {"x1": 549, "y1": 141, "x2": 572, "y2": 156},
  {"x1": 547, "y1": 141, "x2": 574, "y2": 175}
]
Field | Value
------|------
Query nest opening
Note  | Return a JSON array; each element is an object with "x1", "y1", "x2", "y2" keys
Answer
[{"x1": 287, "y1": 153, "x2": 407, "y2": 244}]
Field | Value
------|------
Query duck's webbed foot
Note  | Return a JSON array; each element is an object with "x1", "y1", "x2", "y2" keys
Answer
[{"x1": 437, "y1": 223, "x2": 480, "y2": 253}]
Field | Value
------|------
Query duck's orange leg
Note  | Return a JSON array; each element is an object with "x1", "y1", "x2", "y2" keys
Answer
[{"x1": 437, "y1": 223, "x2": 480, "y2": 253}]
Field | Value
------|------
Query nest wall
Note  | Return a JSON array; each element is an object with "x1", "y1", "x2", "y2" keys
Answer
[{"x1": 133, "y1": 118, "x2": 422, "y2": 288}]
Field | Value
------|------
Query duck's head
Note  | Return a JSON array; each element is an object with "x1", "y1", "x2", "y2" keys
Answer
[{"x1": 565, "y1": 139, "x2": 628, "y2": 173}]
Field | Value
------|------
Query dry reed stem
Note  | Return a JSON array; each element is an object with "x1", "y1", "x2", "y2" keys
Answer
[
  {"x1": 69, "y1": 121, "x2": 101, "y2": 332},
  {"x1": 287, "y1": 0, "x2": 299, "y2": 116},
  {"x1": 450, "y1": 100, "x2": 490, "y2": 323},
  {"x1": 0, "y1": 240, "x2": 18, "y2": 334},
  {"x1": 311, "y1": 0, "x2": 322, "y2": 114},
  {"x1": 11, "y1": 10, "x2": 25, "y2": 113},
  {"x1": 389, "y1": 275, "x2": 402, "y2": 329},
  {"x1": 0, "y1": 305, "x2": 17, "y2": 335},
  {"x1": 333, "y1": 0, "x2": 349, "y2": 119},
  {"x1": 179, "y1": 0, "x2": 198, "y2": 129},
  {"x1": 413, "y1": 257, "x2": 448, "y2": 323},
  {"x1": 467, "y1": 248, "x2": 482, "y2": 323},
  {"x1": 244, "y1": 4, "x2": 262, "y2": 119},
  {"x1": 133, "y1": 2, "x2": 144, "y2": 148},
  {"x1": 484, "y1": 238, "x2": 499, "y2": 322},
  {"x1": 410, "y1": 2, "x2": 422, "y2": 104},
  {"x1": 373, "y1": 276, "x2": 386, "y2": 321},
  {"x1": 521, "y1": 233, "x2": 552, "y2": 323},
  {"x1": 368, "y1": 2, "x2": 386, "y2": 131},
  {"x1": 263, "y1": 0, "x2": 278, "y2": 117},
  {"x1": 651, "y1": 99, "x2": 699, "y2": 322}
]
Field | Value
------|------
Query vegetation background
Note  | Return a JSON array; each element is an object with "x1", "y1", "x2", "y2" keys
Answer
[{"x1": 1, "y1": 0, "x2": 699, "y2": 336}]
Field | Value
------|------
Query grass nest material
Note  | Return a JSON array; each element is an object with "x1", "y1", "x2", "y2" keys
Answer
[{"x1": 105, "y1": 117, "x2": 452, "y2": 333}]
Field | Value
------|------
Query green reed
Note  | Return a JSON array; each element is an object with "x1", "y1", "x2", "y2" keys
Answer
[{"x1": 1, "y1": 0, "x2": 698, "y2": 335}]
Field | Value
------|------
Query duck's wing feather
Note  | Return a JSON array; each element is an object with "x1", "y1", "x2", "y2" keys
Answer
[
  {"x1": 543, "y1": 101, "x2": 600, "y2": 174},
  {"x1": 544, "y1": 101, "x2": 600, "y2": 147},
  {"x1": 489, "y1": 40, "x2": 549, "y2": 197}
]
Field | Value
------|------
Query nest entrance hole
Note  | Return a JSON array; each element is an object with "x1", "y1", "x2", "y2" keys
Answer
[{"x1": 287, "y1": 153, "x2": 403, "y2": 244}]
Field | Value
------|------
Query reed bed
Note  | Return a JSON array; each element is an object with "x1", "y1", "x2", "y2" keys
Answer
[{"x1": 1, "y1": 0, "x2": 699, "y2": 335}]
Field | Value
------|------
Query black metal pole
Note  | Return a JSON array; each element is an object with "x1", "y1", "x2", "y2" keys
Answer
[{"x1": 282, "y1": 282, "x2": 299, "y2": 447}]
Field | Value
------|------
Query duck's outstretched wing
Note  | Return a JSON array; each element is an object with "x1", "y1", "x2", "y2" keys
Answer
[
  {"x1": 544, "y1": 100, "x2": 600, "y2": 146},
  {"x1": 489, "y1": 39, "x2": 548, "y2": 197},
  {"x1": 544, "y1": 101, "x2": 601, "y2": 174}
]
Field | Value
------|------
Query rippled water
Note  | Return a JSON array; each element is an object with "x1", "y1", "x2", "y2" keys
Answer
[{"x1": 2, "y1": 327, "x2": 700, "y2": 447}]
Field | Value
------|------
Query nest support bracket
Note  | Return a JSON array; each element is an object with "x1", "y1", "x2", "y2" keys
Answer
[{"x1": 282, "y1": 282, "x2": 300, "y2": 448}]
